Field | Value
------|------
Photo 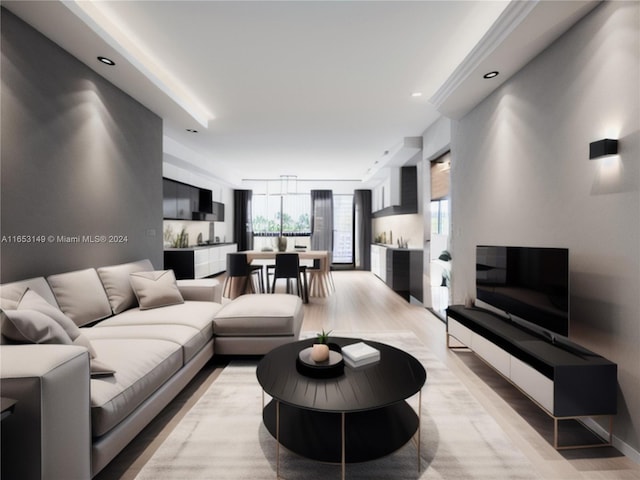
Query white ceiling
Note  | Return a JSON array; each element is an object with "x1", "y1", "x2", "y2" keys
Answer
[{"x1": 3, "y1": 1, "x2": 598, "y2": 187}]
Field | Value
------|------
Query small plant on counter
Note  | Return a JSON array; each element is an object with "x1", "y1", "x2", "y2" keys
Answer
[{"x1": 171, "y1": 228, "x2": 189, "y2": 248}]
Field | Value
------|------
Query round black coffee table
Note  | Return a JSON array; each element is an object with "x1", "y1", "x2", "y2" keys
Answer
[{"x1": 256, "y1": 337, "x2": 426, "y2": 478}]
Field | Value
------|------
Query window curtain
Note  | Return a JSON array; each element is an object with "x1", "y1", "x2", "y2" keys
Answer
[
  {"x1": 310, "y1": 190, "x2": 333, "y2": 259},
  {"x1": 233, "y1": 190, "x2": 253, "y2": 251},
  {"x1": 353, "y1": 190, "x2": 372, "y2": 270}
]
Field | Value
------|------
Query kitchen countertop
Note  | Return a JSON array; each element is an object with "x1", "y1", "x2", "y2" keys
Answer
[
  {"x1": 164, "y1": 242, "x2": 236, "y2": 251},
  {"x1": 372, "y1": 243, "x2": 423, "y2": 251}
]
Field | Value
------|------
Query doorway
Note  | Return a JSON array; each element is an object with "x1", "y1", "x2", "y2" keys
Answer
[
  {"x1": 429, "y1": 152, "x2": 451, "y2": 319},
  {"x1": 332, "y1": 194, "x2": 354, "y2": 266}
]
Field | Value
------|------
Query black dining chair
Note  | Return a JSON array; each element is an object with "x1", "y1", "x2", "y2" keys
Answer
[
  {"x1": 270, "y1": 253, "x2": 308, "y2": 303},
  {"x1": 222, "y1": 253, "x2": 264, "y2": 299}
]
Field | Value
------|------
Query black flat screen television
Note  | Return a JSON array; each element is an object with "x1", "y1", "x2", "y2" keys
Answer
[{"x1": 476, "y1": 246, "x2": 569, "y2": 337}]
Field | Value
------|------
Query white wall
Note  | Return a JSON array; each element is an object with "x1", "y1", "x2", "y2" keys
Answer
[{"x1": 450, "y1": 1, "x2": 639, "y2": 457}]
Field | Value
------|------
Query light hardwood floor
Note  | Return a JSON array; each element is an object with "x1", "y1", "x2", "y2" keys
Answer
[{"x1": 96, "y1": 270, "x2": 640, "y2": 480}]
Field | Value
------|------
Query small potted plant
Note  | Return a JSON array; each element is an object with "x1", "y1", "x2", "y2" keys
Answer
[{"x1": 311, "y1": 329, "x2": 332, "y2": 362}]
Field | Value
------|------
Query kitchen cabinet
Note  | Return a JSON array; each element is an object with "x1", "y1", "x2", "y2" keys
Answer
[
  {"x1": 370, "y1": 245, "x2": 387, "y2": 282},
  {"x1": 163, "y1": 178, "x2": 218, "y2": 220},
  {"x1": 372, "y1": 166, "x2": 417, "y2": 217},
  {"x1": 162, "y1": 178, "x2": 178, "y2": 219},
  {"x1": 164, "y1": 244, "x2": 237, "y2": 279},
  {"x1": 370, "y1": 245, "x2": 422, "y2": 302}
]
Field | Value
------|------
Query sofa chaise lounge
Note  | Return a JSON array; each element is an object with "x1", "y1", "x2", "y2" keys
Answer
[{"x1": 0, "y1": 259, "x2": 304, "y2": 479}]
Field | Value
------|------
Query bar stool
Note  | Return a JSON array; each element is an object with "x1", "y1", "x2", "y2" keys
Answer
[
  {"x1": 222, "y1": 253, "x2": 264, "y2": 299},
  {"x1": 270, "y1": 253, "x2": 308, "y2": 303}
]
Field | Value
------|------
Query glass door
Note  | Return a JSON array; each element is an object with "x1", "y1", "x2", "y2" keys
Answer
[
  {"x1": 332, "y1": 194, "x2": 354, "y2": 265},
  {"x1": 429, "y1": 153, "x2": 451, "y2": 319}
]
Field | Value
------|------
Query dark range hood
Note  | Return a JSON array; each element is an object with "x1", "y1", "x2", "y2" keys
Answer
[{"x1": 191, "y1": 201, "x2": 225, "y2": 221}]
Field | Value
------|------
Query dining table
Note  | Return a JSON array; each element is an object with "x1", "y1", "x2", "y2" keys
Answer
[{"x1": 243, "y1": 250, "x2": 334, "y2": 298}]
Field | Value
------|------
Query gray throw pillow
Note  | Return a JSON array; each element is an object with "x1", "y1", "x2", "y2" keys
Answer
[
  {"x1": 18, "y1": 288, "x2": 82, "y2": 339},
  {"x1": 129, "y1": 270, "x2": 184, "y2": 310},
  {"x1": 1, "y1": 308, "x2": 73, "y2": 345}
]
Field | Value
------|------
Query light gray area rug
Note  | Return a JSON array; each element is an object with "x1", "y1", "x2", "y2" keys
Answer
[{"x1": 136, "y1": 332, "x2": 540, "y2": 479}]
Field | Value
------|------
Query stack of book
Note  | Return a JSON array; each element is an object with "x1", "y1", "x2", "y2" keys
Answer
[{"x1": 341, "y1": 342, "x2": 380, "y2": 368}]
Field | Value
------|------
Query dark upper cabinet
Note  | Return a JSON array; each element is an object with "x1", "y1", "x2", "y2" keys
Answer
[
  {"x1": 163, "y1": 178, "x2": 178, "y2": 219},
  {"x1": 372, "y1": 166, "x2": 418, "y2": 218},
  {"x1": 176, "y1": 182, "x2": 195, "y2": 219},
  {"x1": 163, "y1": 178, "x2": 224, "y2": 221},
  {"x1": 198, "y1": 189, "x2": 213, "y2": 213},
  {"x1": 212, "y1": 201, "x2": 225, "y2": 221}
]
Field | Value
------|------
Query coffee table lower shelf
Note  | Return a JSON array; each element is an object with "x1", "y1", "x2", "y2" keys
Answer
[{"x1": 262, "y1": 399, "x2": 419, "y2": 463}]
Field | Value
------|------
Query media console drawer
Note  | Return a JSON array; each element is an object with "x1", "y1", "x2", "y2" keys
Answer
[
  {"x1": 469, "y1": 329, "x2": 510, "y2": 378},
  {"x1": 510, "y1": 355, "x2": 553, "y2": 412},
  {"x1": 448, "y1": 318, "x2": 472, "y2": 346}
]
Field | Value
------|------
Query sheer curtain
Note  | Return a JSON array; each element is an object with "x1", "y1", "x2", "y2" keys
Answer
[
  {"x1": 233, "y1": 190, "x2": 253, "y2": 251},
  {"x1": 353, "y1": 190, "x2": 372, "y2": 270},
  {"x1": 310, "y1": 190, "x2": 333, "y2": 259}
]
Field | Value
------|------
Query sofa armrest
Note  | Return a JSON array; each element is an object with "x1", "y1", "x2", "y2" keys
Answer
[
  {"x1": 1, "y1": 345, "x2": 91, "y2": 480},
  {"x1": 177, "y1": 278, "x2": 221, "y2": 303}
]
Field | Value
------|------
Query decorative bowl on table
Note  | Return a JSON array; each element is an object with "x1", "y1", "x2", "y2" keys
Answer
[{"x1": 296, "y1": 347, "x2": 344, "y2": 378}]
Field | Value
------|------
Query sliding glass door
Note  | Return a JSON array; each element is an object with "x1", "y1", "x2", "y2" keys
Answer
[{"x1": 332, "y1": 194, "x2": 353, "y2": 265}]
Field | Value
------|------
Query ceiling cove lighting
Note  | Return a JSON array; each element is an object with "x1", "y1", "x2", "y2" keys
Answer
[
  {"x1": 483, "y1": 71, "x2": 499, "y2": 79},
  {"x1": 589, "y1": 138, "x2": 618, "y2": 159},
  {"x1": 97, "y1": 56, "x2": 115, "y2": 66}
]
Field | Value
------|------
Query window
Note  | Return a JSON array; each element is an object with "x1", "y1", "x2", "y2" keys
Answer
[
  {"x1": 332, "y1": 194, "x2": 353, "y2": 263},
  {"x1": 252, "y1": 194, "x2": 311, "y2": 236},
  {"x1": 431, "y1": 199, "x2": 449, "y2": 235}
]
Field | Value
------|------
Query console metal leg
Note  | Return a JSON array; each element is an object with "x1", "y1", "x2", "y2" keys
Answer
[
  {"x1": 553, "y1": 415, "x2": 614, "y2": 450},
  {"x1": 417, "y1": 389, "x2": 422, "y2": 472},
  {"x1": 341, "y1": 412, "x2": 346, "y2": 480},
  {"x1": 276, "y1": 400, "x2": 280, "y2": 478}
]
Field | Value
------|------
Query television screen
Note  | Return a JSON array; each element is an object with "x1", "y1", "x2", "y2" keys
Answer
[{"x1": 476, "y1": 246, "x2": 569, "y2": 336}]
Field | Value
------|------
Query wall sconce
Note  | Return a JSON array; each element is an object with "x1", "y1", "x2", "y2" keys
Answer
[{"x1": 589, "y1": 139, "x2": 618, "y2": 159}]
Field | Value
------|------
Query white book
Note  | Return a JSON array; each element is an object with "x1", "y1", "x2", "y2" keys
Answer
[
  {"x1": 342, "y1": 342, "x2": 380, "y2": 363},
  {"x1": 344, "y1": 355, "x2": 380, "y2": 368}
]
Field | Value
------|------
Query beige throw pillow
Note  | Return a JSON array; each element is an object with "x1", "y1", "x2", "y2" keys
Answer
[
  {"x1": 97, "y1": 259, "x2": 154, "y2": 314},
  {"x1": 129, "y1": 270, "x2": 184, "y2": 310},
  {"x1": 47, "y1": 269, "x2": 112, "y2": 326}
]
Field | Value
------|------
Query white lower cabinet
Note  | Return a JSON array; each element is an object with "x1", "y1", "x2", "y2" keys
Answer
[
  {"x1": 194, "y1": 248, "x2": 210, "y2": 278},
  {"x1": 370, "y1": 245, "x2": 387, "y2": 282}
]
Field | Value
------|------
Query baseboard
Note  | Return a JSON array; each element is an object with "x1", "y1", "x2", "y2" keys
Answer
[{"x1": 581, "y1": 418, "x2": 640, "y2": 464}]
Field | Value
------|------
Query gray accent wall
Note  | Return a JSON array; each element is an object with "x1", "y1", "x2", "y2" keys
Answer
[
  {"x1": 1, "y1": 9, "x2": 163, "y2": 281},
  {"x1": 450, "y1": 2, "x2": 639, "y2": 456}
]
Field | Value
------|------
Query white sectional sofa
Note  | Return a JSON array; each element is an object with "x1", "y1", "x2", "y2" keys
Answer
[{"x1": 0, "y1": 259, "x2": 304, "y2": 479}]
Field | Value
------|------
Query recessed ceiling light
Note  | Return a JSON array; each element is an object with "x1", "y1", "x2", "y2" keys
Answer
[
  {"x1": 186, "y1": 128, "x2": 198, "y2": 133},
  {"x1": 97, "y1": 56, "x2": 115, "y2": 66},
  {"x1": 483, "y1": 71, "x2": 499, "y2": 79},
  {"x1": 411, "y1": 92, "x2": 423, "y2": 97}
]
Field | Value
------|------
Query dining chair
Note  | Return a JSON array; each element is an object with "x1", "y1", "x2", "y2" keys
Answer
[
  {"x1": 270, "y1": 253, "x2": 308, "y2": 303},
  {"x1": 222, "y1": 253, "x2": 264, "y2": 299}
]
